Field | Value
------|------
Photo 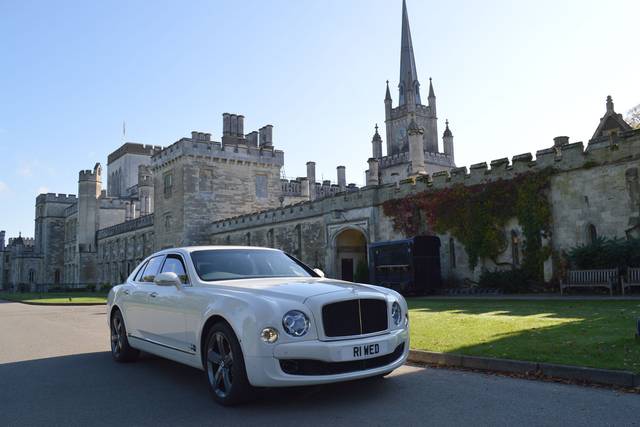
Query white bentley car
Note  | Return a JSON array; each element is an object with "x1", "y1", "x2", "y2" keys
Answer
[{"x1": 107, "y1": 246, "x2": 409, "y2": 405}]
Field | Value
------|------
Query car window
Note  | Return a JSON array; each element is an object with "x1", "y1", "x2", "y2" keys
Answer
[
  {"x1": 191, "y1": 249, "x2": 313, "y2": 281},
  {"x1": 133, "y1": 261, "x2": 148, "y2": 282},
  {"x1": 161, "y1": 255, "x2": 189, "y2": 284},
  {"x1": 141, "y1": 256, "x2": 164, "y2": 282}
]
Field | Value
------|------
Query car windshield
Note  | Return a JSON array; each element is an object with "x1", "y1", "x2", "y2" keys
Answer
[{"x1": 190, "y1": 249, "x2": 314, "y2": 281}]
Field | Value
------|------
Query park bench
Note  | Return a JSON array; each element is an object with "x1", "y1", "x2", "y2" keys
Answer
[
  {"x1": 622, "y1": 267, "x2": 640, "y2": 295},
  {"x1": 560, "y1": 269, "x2": 618, "y2": 296}
]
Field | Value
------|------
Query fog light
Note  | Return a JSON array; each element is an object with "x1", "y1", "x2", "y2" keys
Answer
[{"x1": 260, "y1": 327, "x2": 279, "y2": 343}]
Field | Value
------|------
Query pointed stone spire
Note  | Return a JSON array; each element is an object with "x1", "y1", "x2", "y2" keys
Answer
[
  {"x1": 372, "y1": 124, "x2": 383, "y2": 159},
  {"x1": 428, "y1": 77, "x2": 435, "y2": 98},
  {"x1": 399, "y1": 0, "x2": 421, "y2": 106},
  {"x1": 385, "y1": 80, "x2": 392, "y2": 102}
]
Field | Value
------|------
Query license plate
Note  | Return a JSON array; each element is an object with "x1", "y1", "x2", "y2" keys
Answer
[{"x1": 348, "y1": 342, "x2": 386, "y2": 360}]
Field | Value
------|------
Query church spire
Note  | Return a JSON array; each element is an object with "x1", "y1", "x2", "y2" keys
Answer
[{"x1": 399, "y1": 0, "x2": 421, "y2": 106}]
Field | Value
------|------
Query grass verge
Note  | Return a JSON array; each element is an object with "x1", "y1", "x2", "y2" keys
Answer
[
  {"x1": 408, "y1": 298, "x2": 640, "y2": 374},
  {"x1": 1, "y1": 292, "x2": 108, "y2": 304}
]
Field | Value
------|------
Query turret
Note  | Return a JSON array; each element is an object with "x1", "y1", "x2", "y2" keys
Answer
[
  {"x1": 0, "y1": 230, "x2": 5, "y2": 251},
  {"x1": 428, "y1": 77, "x2": 436, "y2": 116},
  {"x1": 306, "y1": 161, "x2": 316, "y2": 200},
  {"x1": 443, "y1": 120, "x2": 454, "y2": 162},
  {"x1": 408, "y1": 119, "x2": 425, "y2": 174},
  {"x1": 372, "y1": 124, "x2": 383, "y2": 159}
]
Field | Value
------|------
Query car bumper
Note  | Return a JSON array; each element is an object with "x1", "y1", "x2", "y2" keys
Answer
[{"x1": 244, "y1": 328, "x2": 409, "y2": 387}]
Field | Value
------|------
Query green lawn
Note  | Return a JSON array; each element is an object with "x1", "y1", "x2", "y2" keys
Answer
[
  {"x1": 408, "y1": 299, "x2": 640, "y2": 373},
  {"x1": 1, "y1": 292, "x2": 108, "y2": 304}
]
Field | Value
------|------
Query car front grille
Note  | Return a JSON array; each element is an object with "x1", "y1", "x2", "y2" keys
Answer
[
  {"x1": 322, "y1": 298, "x2": 388, "y2": 337},
  {"x1": 279, "y1": 343, "x2": 405, "y2": 376}
]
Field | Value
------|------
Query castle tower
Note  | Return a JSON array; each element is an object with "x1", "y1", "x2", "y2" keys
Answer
[
  {"x1": 76, "y1": 163, "x2": 102, "y2": 285},
  {"x1": 372, "y1": 0, "x2": 455, "y2": 183}
]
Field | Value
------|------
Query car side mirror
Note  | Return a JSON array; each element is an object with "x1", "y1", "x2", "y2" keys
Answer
[
  {"x1": 154, "y1": 272, "x2": 182, "y2": 288},
  {"x1": 313, "y1": 268, "x2": 325, "y2": 278}
]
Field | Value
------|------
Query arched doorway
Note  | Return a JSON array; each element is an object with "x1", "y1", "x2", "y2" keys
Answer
[{"x1": 335, "y1": 228, "x2": 368, "y2": 282}]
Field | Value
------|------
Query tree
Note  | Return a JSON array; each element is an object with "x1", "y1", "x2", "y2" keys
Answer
[{"x1": 626, "y1": 104, "x2": 640, "y2": 129}]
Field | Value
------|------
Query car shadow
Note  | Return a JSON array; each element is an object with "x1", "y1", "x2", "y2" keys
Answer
[{"x1": 0, "y1": 351, "x2": 413, "y2": 427}]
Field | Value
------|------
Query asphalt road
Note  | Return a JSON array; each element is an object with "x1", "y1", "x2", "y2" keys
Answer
[{"x1": 0, "y1": 300, "x2": 638, "y2": 427}]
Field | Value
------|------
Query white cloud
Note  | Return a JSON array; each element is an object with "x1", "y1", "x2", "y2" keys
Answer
[{"x1": 36, "y1": 186, "x2": 49, "y2": 195}]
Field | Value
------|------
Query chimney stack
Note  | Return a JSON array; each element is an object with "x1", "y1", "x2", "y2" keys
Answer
[{"x1": 337, "y1": 166, "x2": 346, "y2": 191}]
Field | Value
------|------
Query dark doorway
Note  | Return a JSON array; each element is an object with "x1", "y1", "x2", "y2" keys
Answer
[{"x1": 341, "y1": 258, "x2": 354, "y2": 281}]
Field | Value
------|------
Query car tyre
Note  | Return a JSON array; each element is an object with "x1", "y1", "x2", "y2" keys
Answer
[
  {"x1": 110, "y1": 309, "x2": 139, "y2": 363},
  {"x1": 205, "y1": 322, "x2": 255, "y2": 406}
]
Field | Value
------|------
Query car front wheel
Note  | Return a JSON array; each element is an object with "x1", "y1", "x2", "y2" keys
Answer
[{"x1": 205, "y1": 322, "x2": 254, "y2": 406}]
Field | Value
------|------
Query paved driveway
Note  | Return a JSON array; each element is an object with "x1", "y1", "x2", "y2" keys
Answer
[{"x1": 0, "y1": 301, "x2": 638, "y2": 427}]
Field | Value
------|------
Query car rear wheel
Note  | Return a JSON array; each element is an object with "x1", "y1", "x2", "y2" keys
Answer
[
  {"x1": 205, "y1": 322, "x2": 254, "y2": 406},
  {"x1": 110, "y1": 309, "x2": 139, "y2": 363}
]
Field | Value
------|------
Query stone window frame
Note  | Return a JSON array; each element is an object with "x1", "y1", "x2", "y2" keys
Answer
[
  {"x1": 163, "y1": 171, "x2": 173, "y2": 198},
  {"x1": 511, "y1": 230, "x2": 520, "y2": 266},
  {"x1": 587, "y1": 224, "x2": 598, "y2": 244}
]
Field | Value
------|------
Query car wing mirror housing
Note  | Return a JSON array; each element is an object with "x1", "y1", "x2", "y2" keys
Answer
[
  {"x1": 313, "y1": 268, "x2": 325, "y2": 278},
  {"x1": 154, "y1": 272, "x2": 182, "y2": 288}
]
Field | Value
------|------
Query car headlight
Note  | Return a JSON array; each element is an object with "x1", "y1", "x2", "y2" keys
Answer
[
  {"x1": 391, "y1": 302, "x2": 402, "y2": 326},
  {"x1": 282, "y1": 310, "x2": 310, "y2": 337}
]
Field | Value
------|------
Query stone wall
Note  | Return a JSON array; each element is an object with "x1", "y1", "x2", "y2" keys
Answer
[
  {"x1": 152, "y1": 136, "x2": 285, "y2": 249},
  {"x1": 210, "y1": 129, "x2": 640, "y2": 283},
  {"x1": 97, "y1": 214, "x2": 154, "y2": 285}
]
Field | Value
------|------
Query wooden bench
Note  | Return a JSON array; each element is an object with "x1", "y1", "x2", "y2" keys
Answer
[
  {"x1": 560, "y1": 269, "x2": 618, "y2": 295},
  {"x1": 622, "y1": 267, "x2": 640, "y2": 295}
]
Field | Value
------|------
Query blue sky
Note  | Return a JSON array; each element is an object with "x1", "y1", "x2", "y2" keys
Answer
[{"x1": 1, "y1": 0, "x2": 638, "y2": 239}]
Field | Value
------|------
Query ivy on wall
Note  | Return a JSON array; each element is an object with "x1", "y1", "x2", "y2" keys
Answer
[{"x1": 382, "y1": 170, "x2": 553, "y2": 280}]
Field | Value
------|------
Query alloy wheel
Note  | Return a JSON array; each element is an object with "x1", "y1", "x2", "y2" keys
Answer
[
  {"x1": 207, "y1": 332, "x2": 234, "y2": 398},
  {"x1": 111, "y1": 315, "x2": 123, "y2": 357}
]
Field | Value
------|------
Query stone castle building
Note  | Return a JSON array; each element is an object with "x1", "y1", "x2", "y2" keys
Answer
[{"x1": 2, "y1": 0, "x2": 638, "y2": 290}]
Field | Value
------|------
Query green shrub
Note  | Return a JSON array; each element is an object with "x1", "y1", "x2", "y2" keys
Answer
[
  {"x1": 479, "y1": 268, "x2": 535, "y2": 293},
  {"x1": 567, "y1": 237, "x2": 640, "y2": 271}
]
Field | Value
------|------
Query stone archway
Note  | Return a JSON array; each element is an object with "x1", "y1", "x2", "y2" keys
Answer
[{"x1": 334, "y1": 228, "x2": 368, "y2": 282}]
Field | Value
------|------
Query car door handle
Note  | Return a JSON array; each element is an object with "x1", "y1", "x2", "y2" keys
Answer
[
  {"x1": 149, "y1": 292, "x2": 158, "y2": 298},
  {"x1": 123, "y1": 290, "x2": 130, "y2": 295}
]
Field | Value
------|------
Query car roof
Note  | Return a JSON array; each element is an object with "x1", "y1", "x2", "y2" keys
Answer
[{"x1": 154, "y1": 246, "x2": 281, "y2": 256}]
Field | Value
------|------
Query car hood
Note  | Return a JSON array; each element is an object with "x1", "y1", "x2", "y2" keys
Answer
[{"x1": 203, "y1": 277, "x2": 388, "y2": 303}]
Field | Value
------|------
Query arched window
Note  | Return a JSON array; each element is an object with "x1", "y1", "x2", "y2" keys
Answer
[
  {"x1": 449, "y1": 238, "x2": 456, "y2": 269},
  {"x1": 246, "y1": 232, "x2": 251, "y2": 246},
  {"x1": 54, "y1": 269, "x2": 61, "y2": 285},
  {"x1": 511, "y1": 230, "x2": 520, "y2": 266},
  {"x1": 28, "y1": 269, "x2": 36, "y2": 284},
  {"x1": 587, "y1": 224, "x2": 598, "y2": 244},
  {"x1": 267, "y1": 229, "x2": 275, "y2": 248}
]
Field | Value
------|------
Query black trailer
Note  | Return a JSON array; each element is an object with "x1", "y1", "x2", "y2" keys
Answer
[{"x1": 368, "y1": 236, "x2": 442, "y2": 295}]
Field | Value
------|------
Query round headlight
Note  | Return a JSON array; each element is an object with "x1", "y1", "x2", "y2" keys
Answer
[
  {"x1": 392, "y1": 302, "x2": 402, "y2": 326},
  {"x1": 260, "y1": 327, "x2": 279, "y2": 343},
  {"x1": 282, "y1": 310, "x2": 310, "y2": 337}
]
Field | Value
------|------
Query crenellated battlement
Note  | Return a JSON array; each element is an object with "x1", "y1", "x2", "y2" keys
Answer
[
  {"x1": 151, "y1": 137, "x2": 284, "y2": 170},
  {"x1": 36, "y1": 193, "x2": 78, "y2": 204},
  {"x1": 108, "y1": 142, "x2": 163, "y2": 164},
  {"x1": 211, "y1": 130, "x2": 640, "y2": 236}
]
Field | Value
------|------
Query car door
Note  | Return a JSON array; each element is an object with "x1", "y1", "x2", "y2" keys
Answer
[
  {"x1": 143, "y1": 254, "x2": 191, "y2": 354},
  {"x1": 127, "y1": 255, "x2": 165, "y2": 341}
]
